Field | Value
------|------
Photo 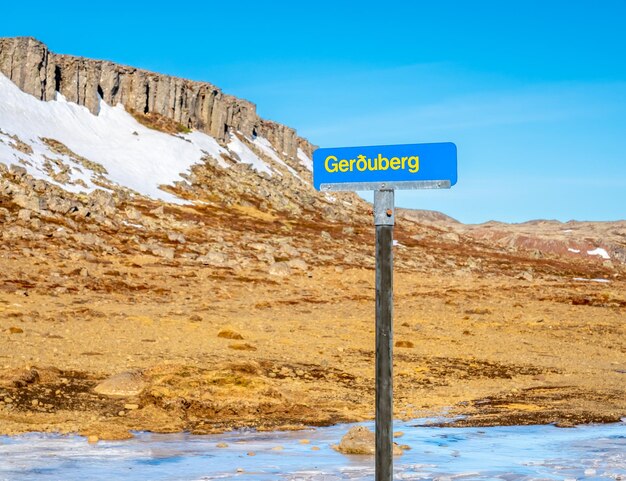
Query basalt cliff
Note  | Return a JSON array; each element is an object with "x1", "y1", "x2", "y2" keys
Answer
[{"x1": 0, "y1": 36, "x2": 309, "y2": 158}]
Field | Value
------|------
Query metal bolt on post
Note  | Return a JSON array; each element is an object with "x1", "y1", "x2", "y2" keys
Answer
[{"x1": 374, "y1": 189, "x2": 394, "y2": 481}]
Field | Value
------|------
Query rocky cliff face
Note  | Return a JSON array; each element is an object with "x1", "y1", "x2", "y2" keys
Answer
[{"x1": 0, "y1": 37, "x2": 311, "y2": 158}]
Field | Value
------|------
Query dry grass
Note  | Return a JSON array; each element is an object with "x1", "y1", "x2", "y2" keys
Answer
[{"x1": 128, "y1": 110, "x2": 192, "y2": 135}]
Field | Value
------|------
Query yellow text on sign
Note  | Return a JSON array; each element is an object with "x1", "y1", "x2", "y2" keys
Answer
[{"x1": 324, "y1": 154, "x2": 420, "y2": 174}]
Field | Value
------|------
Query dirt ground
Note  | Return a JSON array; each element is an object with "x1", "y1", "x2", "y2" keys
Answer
[{"x1": 1, "y1": 249, "x2": 624, "y2": 440}]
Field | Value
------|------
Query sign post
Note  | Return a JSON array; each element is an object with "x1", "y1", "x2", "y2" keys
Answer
[
  {"x1": 313, "y1": 142, "x2": 457, "y2": 481},
  {"x1": 374, "y1": 189, "x2": 394, "y2": 480}
]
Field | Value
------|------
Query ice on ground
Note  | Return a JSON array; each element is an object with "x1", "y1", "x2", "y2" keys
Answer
[
  {"x1": 567, "y1": 248, "x2": 581, "y2": 253},
  {"x1": 297, "y1": 147, "x2": 313, "y2": 171},
  {"x1": 587, "y1": 247, "x2": 611, "y2": 259},
  {"x1": 1, "y1": 420, "x2": 624, "y2": 481}
]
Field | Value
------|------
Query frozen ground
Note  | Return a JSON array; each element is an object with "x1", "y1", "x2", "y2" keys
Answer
[{"x1": 1, "y1": 420, "x2": 625, "y2": 481}]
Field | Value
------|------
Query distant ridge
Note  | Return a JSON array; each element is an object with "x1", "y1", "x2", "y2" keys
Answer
[{"x1": 396, "y1": 208, "x2": 460, "y2": 224}]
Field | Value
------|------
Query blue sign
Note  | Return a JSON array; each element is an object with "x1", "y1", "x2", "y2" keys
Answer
[{"x1": 313, "y1": 142, "x2": 457, "y2": 190}]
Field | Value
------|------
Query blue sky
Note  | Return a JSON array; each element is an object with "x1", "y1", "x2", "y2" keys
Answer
[{"x1": 2, "y1": 1, "x2": 625, "y2": 223}]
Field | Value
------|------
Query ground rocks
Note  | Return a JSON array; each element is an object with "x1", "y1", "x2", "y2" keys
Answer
[
  {"x1": 137, "y1": 241, "x2": 175, "y2": 259},
  {"x1": 334, "y1": 426, "x2": 403, "y2": 456},
  {"x1": 197, "y1": 252, "x2": 227, "y2": 266},
  {"x1": 0, "y1": 368, "x2": 39, "y2": 388},
  {"x1": 268, "y1": 262, "x2": 291, "y2": 277},
  {"x1": 12, "y1": 193, "x2": 46, "y2": 212},
  {"x1": 93, "y1": 370, "x2": 146, "y2": 397},
  {"x1": 287, "y1": 258, "x2": 308, "y2": 271},
  {"x1": 217, "y1": 329, "x2": 244, "y2": 340},
  {"x1": 17, "y1": 209, "x2": 31, "y2": 221},
  {"x1": 167, "y1": 232, "x2": 185, "y2": 243},
  {"x1": 229, "y1": 343, "x2": 257, "y2": 351}
]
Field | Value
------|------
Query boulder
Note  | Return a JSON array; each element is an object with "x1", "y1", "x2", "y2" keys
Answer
[
  {"x1": 217, "y1": 329, "x2": 244, "y2": 340},
  {"x1": 94, "y1": 370, "x2": 146, "y2": 397},
  {"x1": 334, "y1": 426, "x2": 403, "y2": 456},
  {"x1": 269, "y1": 262, "x2": 291, "y2": 277},
  {"x1": 287, "y1": 258, "x2": 308, "y2": 271},
  {"x1": 167, "y1": 232, "x2": 185, "y2": 243},
  {"x1": 151, "y1": 245, "x2": 175, "y2": 260},
  {"x1": 17, "y1": 209, "x2": 31, "y2": 221},
  {"x1": 197, "y1": 251, "x2": 227, "y2": 266},
  {"x1": 12, "y1": 193, "x2": 46, "y2": 212}
]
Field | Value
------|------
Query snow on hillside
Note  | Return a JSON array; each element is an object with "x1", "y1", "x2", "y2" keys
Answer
[
  {"x1": 0, "y1": 73, "x2": 292, "y2": 203},
  {"x1": 297, "y1": 147, "x2": 313, "y2": 171},
  {"x1": 252, "y1": 136, "x2": 303, "y2": 181},
  {"x1": 587, "y1": 247, "x2": 611, "y2": 260},
  {"x1": 227, "y1": 135, "x2": 273, "y2": 176}
]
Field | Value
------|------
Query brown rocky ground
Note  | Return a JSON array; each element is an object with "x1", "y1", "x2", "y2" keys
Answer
[{"x1": 1, "y1": 181, "x2": 624, "y2": 440}]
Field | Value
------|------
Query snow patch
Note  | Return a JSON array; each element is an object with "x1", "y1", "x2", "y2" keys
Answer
[
  {"x1": 587, "y1": 248, "x2": 610, "y2": 259},
  {"x1": 121, "y1": 221, "x2": 144, "y2": 229},
  {"x1": 0, "y1": 73, "x2": 230, "y2": 203},
  {"x1": 573, "y1": 278, "x2": 611, "y2": 284},
  {"x1": 0, "y1": 128, "x2": 103, "y2": 195},
  {"x1": 252, "y1": 136, "x2": 283, "y2": 164},
  {"x1": 567, "y1": 248, "x2": 581, "y2": 254},
  {"x1": 297, "y1": 147, "x2": 313, "y2": 171},
  {"x1": 252, "y1": 136, "x2": 303, "y2": 181},
  {"x1": 227, "y1": 134, "x2": 273, "y2": 176},
  {"x1": 180, "y1": 131, "x2": 229, "y2": 168}
]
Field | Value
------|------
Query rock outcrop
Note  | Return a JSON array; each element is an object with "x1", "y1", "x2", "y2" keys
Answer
[
  {"x1": 333, "y1": 426, "x2": 404, "y2": 455},
  {"x1": 0, "y1": 37, "x2": 311, "y2": 158}
]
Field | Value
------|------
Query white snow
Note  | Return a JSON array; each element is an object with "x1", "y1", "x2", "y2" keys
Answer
[
  {"x1": 121, "y1": 221, "x2": 144, "y2": 229},
  {"x1": 180, "y1": 131, "x2": 229, "y2": 168},
  {"x1": 0, "y1": 124, "x2": 103, "y2": 195},
  {"x1": 227, "y1": 134, "x2": 273, "y2": 176},
  {"x1": 252, "y1": 136, "x2": 304, "y2": 181},
  {"x1": 568, "y1": 248, "x2": 581, "y2": 253},
  {"x1": 573, "y1": 278, "x2": 611, "y2": 283},
  {"x1": 297, "y1": 147, "x2": 313, "y2": 171},
  {"x1": 0, "y1": 73, "x2": 279, "y2": 203},
  {"x1": 587, "y1": 247, "x2": 611, "y2": 259},
  {"x1": 252, "y1": 136, "x2": 283, "y2": 164}
]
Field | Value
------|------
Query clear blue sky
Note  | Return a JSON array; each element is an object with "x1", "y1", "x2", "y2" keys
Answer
[{"x1": 2, "y1": 1, "x2": 625, "y2": 223}]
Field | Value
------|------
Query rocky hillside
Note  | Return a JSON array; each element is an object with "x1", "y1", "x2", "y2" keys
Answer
[{"x1": 0, "y1": 36, "x2": 623, "y2": 276}]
